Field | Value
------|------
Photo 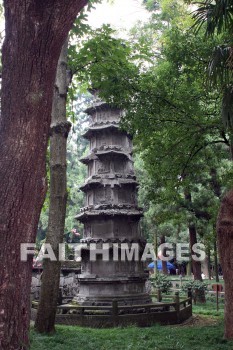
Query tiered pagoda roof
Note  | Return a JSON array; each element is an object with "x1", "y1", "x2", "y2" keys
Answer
[{"x1": 75, "y1": 97, "x2": 151, "y2": 306}]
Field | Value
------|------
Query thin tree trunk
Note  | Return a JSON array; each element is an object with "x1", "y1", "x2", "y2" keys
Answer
[
  {"x1": 229, "y1": 135, "x2": 233, "y2": 161},
  {"x1": 35, "y1": 39, "x2": 71, "y2": 334},
  {"x1": 184, "y1": 190, "x2": 202, "y2": 281},
  {"x1": 160, "y1": 235, "x2": 168, "y2": 274},
  {"x1": 207, "y1": 246, "x2": 212, "y2": 280},
  {"x1": 0, "y1": 2, "x2": 87, "y2": 349},
  {"x1": 186, "y1": 261, "x2": 191, "y2": 276},
  {"x1": 153, "y1": 228, "x2": 158, "y2": 276},
  {"x1": 217, "y1": 190, "x2": 233, "y2": 338},
  {"x1": 213, "y1": 233, "x2": 219, "y2": 282},
  {"x1": 184, "y1": 189, "x2": 205, "y2": 303},
  {"x1": 209, "y1": 169, "x2": 220, "y2": 283}
]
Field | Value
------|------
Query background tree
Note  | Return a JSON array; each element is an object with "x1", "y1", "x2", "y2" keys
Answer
[
  {"x1": 34, "y1": 2, "x2": 100, "y2": 333},
  {"x1": 187, "y1": 0, "x2": 233, "y2": 339},
  {"x1": 69, "y1": 1, "x2": 233, "y2": 310},
  {"x1": 0, "y1": 1, "x2": 89, "y2": 349},
  {"x1": 35, "y1": 39, "x2": 71, "y2": 334}
]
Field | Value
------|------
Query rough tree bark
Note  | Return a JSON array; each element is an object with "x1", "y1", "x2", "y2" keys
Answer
[
  {"x1": 217, "y1": 189, "x2": 233, "y2": 339},
  {"x1": 0, "y1": 1, "x2": 87, "y2": 349},
  {"x1": 35, "y1": 39, "x2": 71, "y2": 334}
]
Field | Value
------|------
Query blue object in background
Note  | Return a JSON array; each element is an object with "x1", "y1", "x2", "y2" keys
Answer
[{"x1": 148, "y1": 260, "x2": 175, "y2": 270}]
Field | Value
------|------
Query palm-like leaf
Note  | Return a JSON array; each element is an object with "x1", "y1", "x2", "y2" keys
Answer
[
  {"x1": 208, "y1": 45, "x2": 233, "y2": 85},
  {"x1": 222, "y1": 85, "x2": 233, "y2": 128},
  {"x1": 208, "y1": 46, "x2": 233, "y2": 129},
  {"x1": 191, "y1": 1, "x2": 233, "y2": 128},
  {"x1": 192, "y1": 0, "x2": 233, "y2": 35}
]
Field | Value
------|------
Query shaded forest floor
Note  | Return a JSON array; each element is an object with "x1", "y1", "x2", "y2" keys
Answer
[{"x1": 30, "y1": 302, "x2": 232, "y2": 350}]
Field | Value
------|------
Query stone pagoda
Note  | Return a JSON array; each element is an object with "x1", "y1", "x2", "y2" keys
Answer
[{"x1": 75, "y1": 95, "x2": 151, "y2": 306}]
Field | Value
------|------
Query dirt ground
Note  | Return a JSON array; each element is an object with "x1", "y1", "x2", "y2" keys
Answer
[{"x1": 176, "y1": 315, "x2": 218, "y2": 328}]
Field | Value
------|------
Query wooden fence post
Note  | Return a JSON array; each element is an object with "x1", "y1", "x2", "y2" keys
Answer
[
  {"x1": 188, "y1": 287, "x2": 192, "y2": 305},
  {"x1": 174, "y1": 292, "x2": 180, "y2": 323},
  {"x1": 80, "y1": 306, "x2": 84, "y2": 326}
]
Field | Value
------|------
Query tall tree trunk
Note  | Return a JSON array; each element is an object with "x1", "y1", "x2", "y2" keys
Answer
[
  {"x1": 153, "y1": 227, "x2": 158, "y2": 276},
  {"x1": 35, "y1": 39, "x2": 71, "y2": 334},
  {"x1": 213, "y1": 231, "x2": 219, "y2": 282},
  {"x1": 0, "y1": 1, "x2": 87, "y2": 349},
  {"x1": 184, "y1": 190, "x2": 202, "y2": 280},
  {"x1": 217, "y1": 189, "x2": 233, "y2": 339},
  {"x1": 207, "y1": 246, "x2": 212, "y2": 280},
  {"x1": 188, "y1": 223, "x2": 202, "y2": 281},
  {"x1": 189, "y1": 223, "x2": 206, "y2": 303},
  {"x1": 184, "y1": 189, "x2": 205, "y2": 303},
  {"x1": 160, "y1": 235, "x2": 168, "y2": 274},
  {"x1": 209, "y1": 168, "x2": 221, "y2": 282}
]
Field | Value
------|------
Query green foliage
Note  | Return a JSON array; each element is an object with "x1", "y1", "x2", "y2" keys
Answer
[
  {"x1": 70, "y1": 0, "x2": 102, "y2": 38},
  {"x1": 68, "y1": 25, "x2": 144, "y2": 104},
  {"x1": 142, "y1": 0, "x2": 160, "y2": 11},
  {"x1": 130, "y1": 7, "x2": 231, "y2": 251},
  {"x1": 66, "y1": 0, "x2": 233, "y2": 258},
  {"x1": 182, "y1": 280, "x2": 208, "y2": 292},
  {"x1": 151, "y1": 274, "x2": 172, "y2": 293},
  {"x1": 37, "y1": 0, "x2": 232, "y2": 263}
]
